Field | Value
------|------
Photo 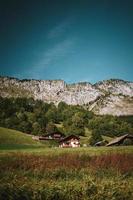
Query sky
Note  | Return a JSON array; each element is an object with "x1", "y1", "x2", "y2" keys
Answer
[{"x1": 0, "y1": 0, "x2": 133, "y2": 83}]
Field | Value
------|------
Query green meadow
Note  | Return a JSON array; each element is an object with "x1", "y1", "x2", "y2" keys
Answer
[{"x1": 0, "y1": 127, "x2": 133, "y2": 200}]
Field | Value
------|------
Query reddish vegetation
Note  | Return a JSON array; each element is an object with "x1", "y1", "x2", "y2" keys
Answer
[
  {"x1": 90, "y1": 153, "x2": 133, "y2": 173},
  {"x1": 1, "y1": 153, "x2": 133, "y2": 173}
]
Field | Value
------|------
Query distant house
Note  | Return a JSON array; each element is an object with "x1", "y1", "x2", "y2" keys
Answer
[
  {"x1": 42, "y1": 132, "x2": 65, "y2": 140},
  {"x1": 106, "y1": 134, "x2": 133, "y2": 146},
  {"x1": 59, "y1": 135, "x2": 80, "y2": 148}
]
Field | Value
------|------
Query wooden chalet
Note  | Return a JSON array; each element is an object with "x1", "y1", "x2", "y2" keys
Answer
[
  {"x1": 106, "y1": 134, "x2": 133, "y2": 146},
  {"x1": 59, "y1": 135, "x2": 80, "y2": 148}
]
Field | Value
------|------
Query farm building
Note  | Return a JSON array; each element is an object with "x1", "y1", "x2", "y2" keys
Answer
[
  {"x1": 32, "y1": 132, "x2": 65, "y2": 141},
  {"x1": 59, "y1": 135, "x2": 80, "y2": 148},
  {"x1": 106, "y1": 134, "x2": 133, "y2": 146},
  {"x1": 43, "y1": 132, "x2": 65, "y2": 140}
]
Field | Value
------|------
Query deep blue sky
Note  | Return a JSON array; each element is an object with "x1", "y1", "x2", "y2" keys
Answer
[{"x1": 0, "y1": 0, "x2": 133, "y2": 83}]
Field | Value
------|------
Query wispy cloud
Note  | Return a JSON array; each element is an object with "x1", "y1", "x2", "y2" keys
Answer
[
  {"x1": 47, "y1": 17, "x2": 74, "y2": 39},
  {"x1": 24, "y1": 38, "x2": 76, "y2": 78},
  {"x1": 38, "y1": 38, "x2": 75, "y2": 66},
  {"x1": 21, "y1": 17, "x2": 76, "y2": 78}
]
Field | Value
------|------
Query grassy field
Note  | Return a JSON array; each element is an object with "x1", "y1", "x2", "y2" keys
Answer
[
  {"x1": 0, "y1": 127, "x2": 41, "y2": 145},
  {"x1": 0, "y1": 127, "x2": 58, "y2": 149},
  {"x1": 0, "y1": 127, "x2": 133, "y2": 200}
]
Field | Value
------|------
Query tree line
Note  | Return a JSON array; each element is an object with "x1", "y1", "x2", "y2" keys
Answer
[{"x1": 0, "y1": 97, "x2": 133, "y2": 144}]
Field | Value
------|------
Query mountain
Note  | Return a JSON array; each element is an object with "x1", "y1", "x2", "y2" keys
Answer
[{"x1": 0, "y1": 76, "x2": 133, "y2": 116}]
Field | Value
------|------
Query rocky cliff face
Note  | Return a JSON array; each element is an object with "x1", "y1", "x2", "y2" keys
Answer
[{"x1": 0, "y1": 76, "x2": 133, "y2": 116}]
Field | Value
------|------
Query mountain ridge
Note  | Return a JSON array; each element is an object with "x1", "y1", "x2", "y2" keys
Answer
[
  {"x1": 0, "y1": 76, "x2": 133, "y2": 116},
  {"x1": 0, "y1": 75, "x2": 132, "y2": 85}
]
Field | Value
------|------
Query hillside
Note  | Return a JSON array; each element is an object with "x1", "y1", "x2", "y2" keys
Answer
[
  {"x1": 0, "y1": 127, "x2": 40, "y2": 145},
  {"x1": 0, "y1": 76, "x2": 133, "y2": 115}
]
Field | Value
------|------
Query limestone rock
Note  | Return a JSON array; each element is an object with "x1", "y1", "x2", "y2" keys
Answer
[{"x1": 0, "y1": 76, "x2": 133, "y2": 116}]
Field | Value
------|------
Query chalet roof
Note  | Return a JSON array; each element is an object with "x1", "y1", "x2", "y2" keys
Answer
[
  {"x1": 59, "y1": 135, "x2": 80, "y2": 143},
  {"x1": 106, "y1": 134, "x2": 133, "y2": 146}
]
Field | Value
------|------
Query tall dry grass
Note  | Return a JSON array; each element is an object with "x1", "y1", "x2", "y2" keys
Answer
[
  {"x1": 0, "y1": 152, "x2": 133, "y2": 200},
  {"x1": 0, "y1": 153, "x2": 132, "y2": 173}
]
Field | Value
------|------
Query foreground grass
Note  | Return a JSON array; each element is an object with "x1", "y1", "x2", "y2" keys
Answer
[
  {"x1": 0, "y1": 127, "x2": 133, "y2": 199},
  {"x1": 0, "y1": 149, "x2": 133, "y2": 200}
]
